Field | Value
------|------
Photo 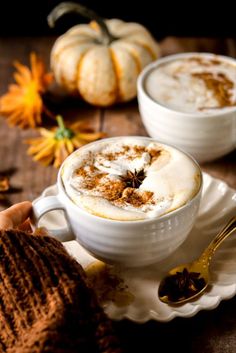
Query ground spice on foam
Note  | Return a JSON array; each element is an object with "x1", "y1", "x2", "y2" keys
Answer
[
  {"x1": 74, "y1": 145, "x2": 162, "y2": 208},
  {"x1": 76, "y1": 166, "x2": 108, "y2": 190},
  {"x1": 101, "y1": 145, "x2": 146, "y2": 161},
  {"x1": 75, "y1": 166, "x2": 154, "y2": 208},
  {"x1": 188, "y1": 57, "x2": 222, "y2": 66},
  {"x1": 98, "y1": 179, "x2": 126, "y2": 201},
  {"x1": 192, "y1": 71, "x2": 235, "y2": 108},
  {"x1": 114, "y1": 187, "x2": 154, "y2": 208}
]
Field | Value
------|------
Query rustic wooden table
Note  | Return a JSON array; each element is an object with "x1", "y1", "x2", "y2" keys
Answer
[{"x1": 0, "y1": 36, "x2": 236, "y2": 353}]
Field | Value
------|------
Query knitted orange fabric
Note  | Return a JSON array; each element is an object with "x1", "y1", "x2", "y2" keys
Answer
[{"x1": 0, "y1": 229, "x2": 123, "y2": 353}]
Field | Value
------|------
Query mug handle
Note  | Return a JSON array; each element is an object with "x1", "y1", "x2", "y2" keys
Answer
[{"x1": 32, "y1": 195, "x2": 75, "y2": 242}]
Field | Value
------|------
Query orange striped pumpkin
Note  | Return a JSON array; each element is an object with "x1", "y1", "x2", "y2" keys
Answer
[{"x1": 49, "y1": 3, "x2": 160, "y2": 106}]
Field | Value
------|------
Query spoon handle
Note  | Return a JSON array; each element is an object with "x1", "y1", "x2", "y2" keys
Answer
[{"x1": 199, "y1": 216, "x2": 236, "y2": 266}]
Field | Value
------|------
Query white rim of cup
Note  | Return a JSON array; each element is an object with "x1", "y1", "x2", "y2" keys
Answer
[
  {"x1": 57, "y1": 136, "x2": 203, "y2": 225},
  {"x1": 137, "y1": 52, "x2": 236, "y2": 119}
]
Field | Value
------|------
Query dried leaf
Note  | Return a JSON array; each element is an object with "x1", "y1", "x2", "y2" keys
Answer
[
  {"x1": 0, "y1": 170, "x2": 21, "y2": 207},
  {"x1": 0, "y1": 177, "x2": 10, "y2": 192}
]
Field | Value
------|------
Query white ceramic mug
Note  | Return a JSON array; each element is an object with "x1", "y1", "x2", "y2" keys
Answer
[
  {"x1": 137, "y1": 53, "x2": 236, "y2": 163},
  {"x1": 32, "y1": 137, "x2": 203, "y2": 267}
]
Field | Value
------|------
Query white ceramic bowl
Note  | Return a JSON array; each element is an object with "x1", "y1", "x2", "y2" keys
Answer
[
  {"x1": 137, "y1": 53, "x2": 236, "y2": 163},
  {"x1": 33, "y1": 137, "x2": 202, "y2": 267}
]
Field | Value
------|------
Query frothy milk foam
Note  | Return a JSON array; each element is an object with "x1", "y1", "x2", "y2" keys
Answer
[
  {"x1": 61, "y1": 138, "x2": 201, "y2": 221},
  {"x1": 145, "y1": 55, "x2": 236, "y2": 114}
]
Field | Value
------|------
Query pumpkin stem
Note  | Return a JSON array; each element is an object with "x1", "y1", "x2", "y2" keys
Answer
[{"x1": 48, "y1": 2, "x2": 115, "y2": 45}]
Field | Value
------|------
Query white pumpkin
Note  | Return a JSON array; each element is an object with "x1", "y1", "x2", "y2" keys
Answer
[{"x1": 49, "y1": 2, "x2": 160, "y2": 106}]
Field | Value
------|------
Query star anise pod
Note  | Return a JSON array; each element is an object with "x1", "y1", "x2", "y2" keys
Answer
[
  {"x1": 159, "y1": 268, "x2": 206, "y2": 302},
  {"x1": 121, "y1": 169, "x2": 146, "y2": 189}
]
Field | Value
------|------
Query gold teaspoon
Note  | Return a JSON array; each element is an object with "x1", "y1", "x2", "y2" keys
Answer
[{"x1": 158, "y1": 216, "x2": 236, "y2": 305}]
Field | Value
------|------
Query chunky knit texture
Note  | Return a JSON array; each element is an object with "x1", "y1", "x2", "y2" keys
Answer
[{"x1": 0, "y1": 229, "x2": 123, "y2": 353}]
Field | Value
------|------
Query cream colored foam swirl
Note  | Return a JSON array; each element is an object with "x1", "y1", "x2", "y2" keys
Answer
[
  {"x1": 145, "y1": 56, "x2": 236, "y2": 114},
  {"x1": 61, "y1": 138, "x2": 201, "y2": 221}
]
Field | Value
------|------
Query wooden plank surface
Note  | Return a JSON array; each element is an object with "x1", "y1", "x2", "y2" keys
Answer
[
  {"x1": 0, "y1": 37, "x2": 236, "y2": 212},
  {"x1": 0, "y1": 36, "x2": 236, "y2": 353}
]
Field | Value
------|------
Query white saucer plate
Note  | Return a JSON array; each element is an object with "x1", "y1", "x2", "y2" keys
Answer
[{"x1": 37, "y1": 172, "x2": 236, "y2": 322}]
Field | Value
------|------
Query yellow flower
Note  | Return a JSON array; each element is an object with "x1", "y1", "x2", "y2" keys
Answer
[
  {"x1": 0, "y1": 52, "x2": 53, "y2": 128},
  {"x1": 26, "y1": 115, "x2": 106, "y2": 168}
]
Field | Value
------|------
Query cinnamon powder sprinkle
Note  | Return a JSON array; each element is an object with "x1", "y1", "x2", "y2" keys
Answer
[
  {"x1": 75, "y1": 166, "x2": 107, "y2": 190},
  {"x1": 101, "y1": 145, "x2": 131, "y2": 161},
  {"x1": 132, "y1": 145, "x2": 146, "y2": 155},
  {"x1": 86, "y1": 261, "x2": 135, "y2": 307},
  {"x1": 75, "y1": 166, "x2": 126, "y2": 201},
  {"x1": 192, "y1": 71, "x2": 235, "y2": 108},
  {"x1": 188, "y1": 57, "x2": 221, "y2": 66},
  {"x1": 99, "y1": 179, "x2": 126, "y2": 201},
  {"x1": 84, "y1": 173, "x2": 107, "y2": 190},
  {"x1": 74, "y1": 145, "x2": 161, "y2": 208},
  {"x1": 148, "y1": 148, "x2": 161, "y2": 161},
  {"x1": 114, "y1": 188, "x2": 154, "y2": 208},
  {"x1": 101, "y1": 145, "x2": 146, "y2": 161},
  {"x1": 75, "y1": 166, "x2": 154, "y2": 208}
]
